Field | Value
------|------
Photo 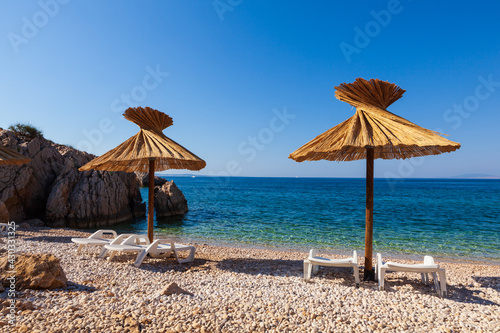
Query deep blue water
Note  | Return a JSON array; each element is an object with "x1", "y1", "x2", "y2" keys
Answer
[{"x1": 115, "y1": 177, "x2": 500, "y2": 262}]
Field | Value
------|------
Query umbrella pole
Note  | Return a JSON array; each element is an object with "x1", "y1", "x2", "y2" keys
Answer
[
  {"x1": 364, "y1": 147, "x2": 375, "y2": 281},
  {"x1": 148, "y1": 159, "x2": 155, "y2": 243}
]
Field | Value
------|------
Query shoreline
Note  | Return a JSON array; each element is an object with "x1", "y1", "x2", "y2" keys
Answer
[
  {"x1": 2, "y1": 227, "x2": 499, "y2": 332},
  {"x1": 110, "y1": 227, "x2": 500, "y2": 266}
]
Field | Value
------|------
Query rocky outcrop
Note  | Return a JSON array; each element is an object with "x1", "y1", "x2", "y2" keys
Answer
[
  {"x1": 0, "y1": 253, "x2": 67, "y2": 290},
  {"x1": 154, "y1": 181, "x2": 188, "y2": 218},
  {"x1": 135, "y1": 172, "x2": 168, "y2": 187},
  {"x1": 0, "y1": 128, "x2": 146, "y2": 227}
]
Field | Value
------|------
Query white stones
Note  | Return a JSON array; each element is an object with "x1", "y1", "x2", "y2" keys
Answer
[{"x1": 2, "y1": 228, "x2": 500, "y2": 332}]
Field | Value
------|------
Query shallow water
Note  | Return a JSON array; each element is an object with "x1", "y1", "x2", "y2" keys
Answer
[{"x1": 113, "y1": 177, "x2": 500, "y2": 262}]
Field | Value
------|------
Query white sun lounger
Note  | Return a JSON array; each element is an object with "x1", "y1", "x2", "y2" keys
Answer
[
  {"x1": 101, "y1": 235, "x2": 195, "y2": 267},
  {"x1": 71, "y1": 230, "x2": 137, "y2": 254},
  {"x1": 304, "y1": 249, "x2": 360, "y2": 287},
  {"x1": 376, "y1": 253, "x2": 447, "y2": 297}
]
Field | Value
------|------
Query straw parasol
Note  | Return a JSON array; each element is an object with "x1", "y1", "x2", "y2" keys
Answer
[
  {"x1": 0, "y1": 145, "x2": 31, "y2": 165},
  {"x1": 289, "y1": 78, "x2": 461, "y2": 280},
  {"x1": 79, "y1": 107, "x2": 206, "y2": 242}
]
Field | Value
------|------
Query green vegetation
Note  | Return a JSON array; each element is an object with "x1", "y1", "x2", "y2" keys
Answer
[{"x1": 8, "y1": 123, "x2": 44, "y2": 139}]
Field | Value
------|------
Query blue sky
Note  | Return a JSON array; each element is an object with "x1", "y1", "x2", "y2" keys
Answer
[{"x1": 1, "y1": 1, "x2": 499, "y2": 178}]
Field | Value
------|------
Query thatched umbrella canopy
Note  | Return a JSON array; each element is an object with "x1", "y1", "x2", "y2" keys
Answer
[
  {"x1": 80, "y1": 107, "x2": 206, "y2": 241},
  {"x1": 0, "y1": 145, "x2": 31, "y2": 165},
  {"x1": 289, "y1": 78, "x2": 460, "y2": 280}
]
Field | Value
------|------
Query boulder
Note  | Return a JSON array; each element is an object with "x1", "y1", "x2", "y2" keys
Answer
[
  {"x1": 46, "y1": 165, "x2": 146, "y2": 228},
  {"x1": 0, "y1": 128, "x2": 146, "y2": 228},
  {"x1": 154, "y1": 181, "x2": 188, "y2": 218},
  {"x1": 0, "y1": 253, "x2": 67, "y2": 290}
]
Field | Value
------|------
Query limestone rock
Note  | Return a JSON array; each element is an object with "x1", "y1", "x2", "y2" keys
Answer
[
  {"x1": 160, "y1": 282, "x2": 193, "y2": 296},
  {"x1": 0, "y1": 128, "x2": 146, "y2": 228},
  {"x1": 154, "y1": 181, "x2": 188, "y2": 218},
  {"x1": 0, "y1": 253, "x2": 67, "y2": 290},
  {"x1": 46, "y1": 166, "x2": 146, "y2": 228}
]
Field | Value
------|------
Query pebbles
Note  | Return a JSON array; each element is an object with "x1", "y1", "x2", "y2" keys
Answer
[{"x1": 1, "y1": 227, "x2": 499, "y2": 332}]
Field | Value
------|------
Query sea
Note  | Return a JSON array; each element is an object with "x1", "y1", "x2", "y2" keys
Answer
[{"x1": 113, "y1": 177, "x2": 500, "y2": 263}]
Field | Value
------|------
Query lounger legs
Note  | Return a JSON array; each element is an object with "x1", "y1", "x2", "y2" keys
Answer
[
  {"x1": 134, "y1": 250, "x2": 148, "y2": 267},
  {"x1": 133, "y1": 244, "x2": 196, "y2": 267},
  {"x1": 438, "y1": 269, "x2": 447, "y2": 297},
  {"x1": 107, "y1": 251, "x2": 117, "y2": 262},
  {"x1": 76, "y1": 244, "x2": 85, "y2": 254},
  {"x1": 174, "y1": 247, "x2": 195, "y2": 264},
  {"x1": 303, "y1": 261, "x2": 320, "y2": 281},
  {"x1": 98, "y1": 247, "x2": 109, "y2": 259},
  {"x1": 353, "y1": 265, "x2": 360, "y2": 288},
  {"x1": 378, "y1": 268, "x2": 386, "y2": 291},
  {"x1": 378, "y1": 269, "x2": 446, "y2": 297},
  {"x1": 303, "y1": 260, "x2": 312, "y2": 281}
]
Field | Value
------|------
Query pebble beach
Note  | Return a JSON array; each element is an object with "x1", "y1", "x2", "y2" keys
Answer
[{"x1": 2, "y1": 227, "x2": 500, "y2": 333}]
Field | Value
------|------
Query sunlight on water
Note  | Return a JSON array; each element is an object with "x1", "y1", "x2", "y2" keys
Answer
[{"x1": 113, "y1": 177, "x2": 500, "y2": 261}]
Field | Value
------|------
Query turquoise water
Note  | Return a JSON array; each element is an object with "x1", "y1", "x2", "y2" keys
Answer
[{"x1": 115, "y1": 177, "x2": 500, "y2": 262}]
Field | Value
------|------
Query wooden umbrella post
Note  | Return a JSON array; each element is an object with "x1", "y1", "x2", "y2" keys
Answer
[
  {"x1": 364, "y1": 147, "x2": 375, "y2": 281},
  {"x1": 148, "y1": 159, "x2": 155, "y2": 243}
]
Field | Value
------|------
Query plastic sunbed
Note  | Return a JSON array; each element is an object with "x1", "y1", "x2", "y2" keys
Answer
[
  {"x1": 71, "y1": 230, "x2": 137, "y2": 254},
  {"x1": 101, "y1": 235, "x2": 195, "y2": 267},
  {"x1": 376, "y1": 253, "x2": 447, "y2": 297},
  {"x1": 304, "y1": 249, "x2": 360, "y2": 287}
]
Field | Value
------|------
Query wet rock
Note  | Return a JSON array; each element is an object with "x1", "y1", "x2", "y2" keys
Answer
[{"x1": 154, "y1": 181, "x2": 188, "y2": 217}]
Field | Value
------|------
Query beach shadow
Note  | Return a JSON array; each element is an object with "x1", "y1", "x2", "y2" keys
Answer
[
  {"x1": 55, "y1": 281, "x2": 97, "y2": 293},
  {"x1": 446, "y1": 284, "x2": 498, "y2": 305},
  {"x1": 472, "y1": 276, "x2": 500, "y2": 291},
  {"x1": 380, "y1": 276, "x2": 445, "y2": 297},
  {"x1": 217, "y1": 258, "x2": 363, "y2": 288},
  {"x1": 381, "y1": 276, "x2": 499, "y2": 305},
  {"x1": 107, "y1": 253, "x2": 212, "y2": 273},
  {"x1": 22, "y1": 235, "x2": 75, "y2": 243},
  {"x1": 217, "y1": 258, "x2": 303, "y2": 276},
  {"x1": 305, "y1": 266, "x2": 364, "y2": 288}
]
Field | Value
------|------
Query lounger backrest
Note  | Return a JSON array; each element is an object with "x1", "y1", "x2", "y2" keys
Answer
[
  {"x1": 423, "y1": 255, "x2": 436, "y2": 266},
  {"x1": 90, "y1": 230, "x2": 117, "y2": 239},
  {"x1": 308, "y1": 249, "x2": 318, "y2": 259},
  {"x1": 120, "y1": 235, "x2": 151, "y2": 246},
  {"x1": 352, "y1": 250, "x2": 358, "y2": 265}
]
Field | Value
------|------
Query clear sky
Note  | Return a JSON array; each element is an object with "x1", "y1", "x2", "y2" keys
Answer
[{"x1": 1, "y1": 1, "x2": 499, "y2": 178}]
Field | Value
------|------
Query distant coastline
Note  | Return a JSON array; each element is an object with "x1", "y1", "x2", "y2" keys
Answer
[{"x1": 157, "y1": 173, "x2": 500, "y2": 180}]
